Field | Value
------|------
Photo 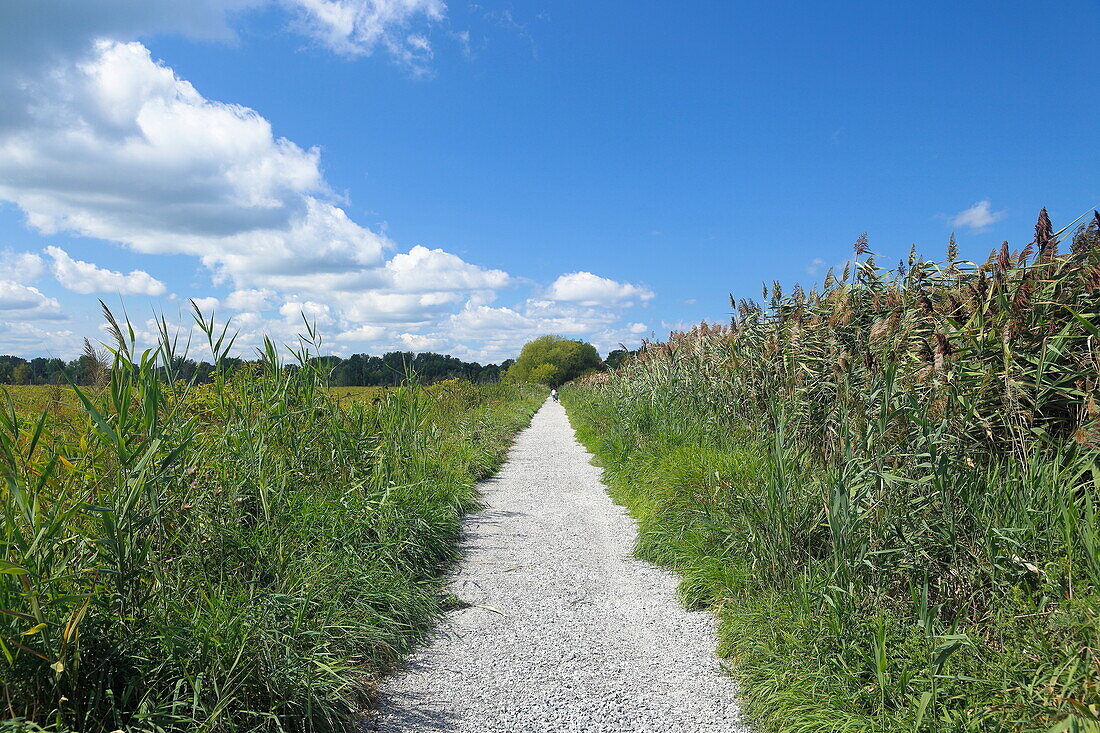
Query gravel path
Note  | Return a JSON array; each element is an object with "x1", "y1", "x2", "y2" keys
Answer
[{"x1": 367, "y1": 398, "x2": 750, "y2": 733}]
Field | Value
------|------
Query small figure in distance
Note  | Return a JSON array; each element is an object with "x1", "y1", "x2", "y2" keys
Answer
[{"x1": 550, "y1": 388, "x2": 558, "y2": 402}]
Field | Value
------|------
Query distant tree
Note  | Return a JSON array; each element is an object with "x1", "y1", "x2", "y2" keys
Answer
[
  {"x1": 193, "y1": 361, "x2": 216, "y2": 383},
  {"x1": 0, "y1": 347, "x2": 507, "y2": 387},
  {"x1": 10, "y1": 363, "x2": 32, "y2": 385},
  {"x1": 603, "y1": 349, "x2": 636, "y2": 370},
  {"x1": 504, "y1": 336, "x2": 600, "y2": 386},
  {"x1": 0, "y1": 356, "x2": 25, "y2": 383}
]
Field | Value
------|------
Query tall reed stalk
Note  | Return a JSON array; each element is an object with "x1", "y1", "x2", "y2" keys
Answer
[
  {"x1": 566, "y1": 209, "x2": 1100, "y2": 732},
  {"x1": 0, "y1": 306, "x2": 542, "y2": 732}
]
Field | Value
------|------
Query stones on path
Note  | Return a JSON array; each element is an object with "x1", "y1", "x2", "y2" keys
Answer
[{"x1": 368, "y1": 398, "x2": 750, "y2": 733}]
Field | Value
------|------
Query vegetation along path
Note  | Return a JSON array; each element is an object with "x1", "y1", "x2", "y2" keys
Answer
[{"x1": 369, "y1": 397, "x2": 749, "y2": 732}]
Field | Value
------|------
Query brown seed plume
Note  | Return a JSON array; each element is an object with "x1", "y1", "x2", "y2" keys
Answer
[
  {"x1": 854, "y1": 233, "x2": 870, "y2": 256},
  {"x1": 1035, "y1": 208, "x2": 1056, "y2": 262}
]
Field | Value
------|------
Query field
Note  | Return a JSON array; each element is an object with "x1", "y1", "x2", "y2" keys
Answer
[
  {"x1": 563, "y1": 212, "x2": 1100, "y2": 732},
  {"x1": 4, "y1": 385, "x2": 384, "y2": 417},
  {"x1": 327, "y1": 386, "x2": 387, "y2": 404},
  {"x1": 0, "y1": 315, "x2": 543, "y2": 732}
]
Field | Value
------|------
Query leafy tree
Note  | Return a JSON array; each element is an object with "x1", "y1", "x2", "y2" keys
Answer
[
  {"x1": 528, "y1": 363, "x2": 560, "y2": 385},
  {"x1": 504, "y1": 335, "x2": 600, "y2": 386},
  {"x1": 603, "y1": 349, "x2": 636, "y2": 370},
  {"x1": 10, "y1": 363, "x2": 31, "y2": 385}
]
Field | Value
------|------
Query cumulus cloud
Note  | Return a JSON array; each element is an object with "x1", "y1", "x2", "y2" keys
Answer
[
  {"x1": 0, "y1": 250, "x2": 45, "y2": 281},
  {"x1": 0, "y1": 0, "x2": 262, "y2": 133},
  {"x1": 190, "y1": 296, "x2": 220, "y2": 313},
  {"x1": 0, "y1": 2, "x2": 653, "y2": 362},
  {"x1": 225, "y1": 288, "x2": 276, "y2": 311},
  {"x1": 433, "y1": 293, "x2": 647, "y2": 362},
  {"x1": 0, "y1": 43, "x2": 352, "y2": 280},
  {"x1": 385, "y1": 245, "x2": 510, "y2": 293},
  {"x1": 46, "y1": 246, "x2": 167, "y2": 296},
  {"x1": 0, "y1": 280, "x2": 65, "y2": 320},
  {"x1": 949, "y1": 200, "x2": 1006, "y2": 231},
  {"x1": 448, "y1": 303, "x2": 533, "y2": 334},
  {"x1": 0, "y1": 321, "x2": 77, "y2": 356},
  {"x1": 546, "y1": 271, "x2": 654, "y2": 307},
  {"x1": 399, "y1": 331, "x2": 443, "y2": 350},
  {"x1": 279, "y1": 299, "x2": 335, "y2": 327},
  {"x1": 336, "y1": 324, "x2": 385, "y2": 341},
  {"x1": 0, "y1": 1, "x2": 445, "y2": 114}
]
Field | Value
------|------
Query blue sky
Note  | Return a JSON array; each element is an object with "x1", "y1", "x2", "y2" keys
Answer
[{"x1": 1, "y1": 1, "x2": 1098, "y2": 362}]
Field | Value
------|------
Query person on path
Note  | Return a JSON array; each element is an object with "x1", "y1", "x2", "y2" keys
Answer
[{"x1": 550, "y1": 388, "x2": 558, "y2": 402}]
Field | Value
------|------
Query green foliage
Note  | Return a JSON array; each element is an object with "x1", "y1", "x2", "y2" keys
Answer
[
  {"x1": 504, "y1": 335, "x2": 599, "y2": 386},
  {"x1": 565, "y1": 209, "x2": 1100, "y2": 732},
  {"x1": 527, "y1": 363, "x2": 560, "y2": 385},
  {"x1": 0, "y1": 346, "x2": 507, "y2": 388},
  {"x1": 602, "y1": 348, "x2": 636, "y2": 370},
  {"x1": 0, "y1": 308, "x2": 542, "y2": 732}
]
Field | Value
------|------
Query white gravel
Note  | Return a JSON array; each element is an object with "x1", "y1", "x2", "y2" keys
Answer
[{"x1": 367, "y1": 398, "x2": 750, "y2": 732}]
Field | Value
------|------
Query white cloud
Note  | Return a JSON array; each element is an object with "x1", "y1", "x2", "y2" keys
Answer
[
  {"x1": 949, "y1": 200, "x2": 1006, "y2": 231},
  {"x1": 431, "y1": 301, "x2": 652, "y2": 363},
  {"x1": 287, "y1": 0, "x2": 446, "y2": 72},
  {"x1": 0, "y1": 250, "x2": 45, "y2": 281},
  {"x1": 45, "y1": 246, "x2": 167, "y2": 296},
  {"x1": 448, "y1": 303, "x2": 534, "y2": 334},
  {"x1": 546, "y1": 271, "x2": 654, "y2": 307},
  {"x1": 436, "y1": 294, "x2": 641, "y2": 362},
  {"x1": 225, "y1": 288, "x2": 276, "y2": 311},
  {"x1": 336, "y1": 324, "x2": 385, "y2": 341},
  {"x1": 0, "y1": 3, "x2": 653, "y2": 362},
  {"x1": 0, "y1": 321, "x2": 77, "y2": 356},
  {"x1": 0, "y1": 43, "x2": 341, "y2": 276},
  {"x1": 0, "y1": 39, "x2": 412, "y2": 301},
  {"x1": 0, "y1": 2, "x2": 445, "y2": 114},
  {"x1": 385, "y1": 245, "x2": 509, "y2": 293},
  {"x1": 398, "y1": 331, "x2": 443, "y2": 351},
  {"x1": 0, "y1": 280, "x2": 65, "y2": 320},
  {"x1": 190, "y1": 296, "x2": 220, "y2": 313},
  {"x1": 806, "y1": 257, "x2": 826, "y2": 276},
  {"x1": 279, "y1": 299, "x2": 336, "y2": 327},
  {"x1": 0, "y1": 1, "x2": 262, "y2": 134},
  {"x1": 584, "y1": 324, "x2": 651, "y2": 357}
]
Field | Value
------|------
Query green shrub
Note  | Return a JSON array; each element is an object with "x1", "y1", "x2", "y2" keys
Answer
[{"x1": 504, "y1": 335, "x2": 599, "y2": 386}]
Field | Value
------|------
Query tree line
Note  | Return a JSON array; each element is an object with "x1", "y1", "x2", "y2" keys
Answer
[
  {"x1": 0, "y1": 347, "x2": 514, "y2": 387},
  {"x1": 0, "y1": 334, "x2": 641, "y2": 387}
]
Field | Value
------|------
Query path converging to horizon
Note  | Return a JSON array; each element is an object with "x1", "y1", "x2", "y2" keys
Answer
[{"x1": 369, "y1": 398, "x2": 749, "y2": 733}]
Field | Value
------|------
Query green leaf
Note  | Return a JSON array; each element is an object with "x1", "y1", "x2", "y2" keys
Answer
[{"x1": 913, "y1": 691, "x2": 933, "y2": 730}]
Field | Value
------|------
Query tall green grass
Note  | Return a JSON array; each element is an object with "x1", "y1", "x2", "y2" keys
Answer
[
  {"x1": 0, "y1": 306, "x2": 542, "y2": 732},
  {"x1": 565, "y1": 210, "x2": 1100, "y2": 732}
]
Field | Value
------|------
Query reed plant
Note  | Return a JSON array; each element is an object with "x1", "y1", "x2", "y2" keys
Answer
[
  {"x1": 565, "y1": 210, "x2": 1100, "y2": 732},
  {"x1": 0, "y1": 305, "x2": 542, "y2": 732}
]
